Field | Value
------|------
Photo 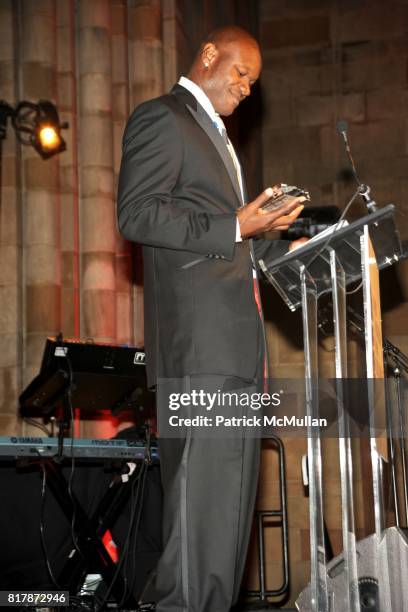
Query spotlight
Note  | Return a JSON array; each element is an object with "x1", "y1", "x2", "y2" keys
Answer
[
  {"x1": 0, "y1": 99, "x2": 68, "y2": 228},
  {"x1": 38, "y1": 126, "x2": 60, "y2": 150},
  {"x1": 12, "y1": 100, "x2": 68, "y2": 159}
]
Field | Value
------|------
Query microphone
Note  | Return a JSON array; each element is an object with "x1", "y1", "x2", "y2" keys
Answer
[
  {"x1": 336, "y1": 120, "x2": 348, "y2": 140},
  {"x1": 336, "y1": 119, "x2": 378, "y2": 213}
]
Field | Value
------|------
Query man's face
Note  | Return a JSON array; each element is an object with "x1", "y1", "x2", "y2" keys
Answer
[{"x1": 201, "y1": 39, "x2": 262, "y2": 116}]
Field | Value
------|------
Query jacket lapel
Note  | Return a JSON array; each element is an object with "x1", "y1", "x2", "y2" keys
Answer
[
  {"x1": 186, "y1": 104, "x2": 243, "y2": 207},
  {"x1": 170, "y1": 84, "x2": 243, "y2": 207}
]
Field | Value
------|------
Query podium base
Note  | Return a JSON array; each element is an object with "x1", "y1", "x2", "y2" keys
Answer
[{"x1": 296, "y1": 526, "x2": 408, "y2": 611}]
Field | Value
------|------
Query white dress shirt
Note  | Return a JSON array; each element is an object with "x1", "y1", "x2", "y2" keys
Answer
[{"x1": 178, "y1": 76, "x2": 243, "y2": 242}]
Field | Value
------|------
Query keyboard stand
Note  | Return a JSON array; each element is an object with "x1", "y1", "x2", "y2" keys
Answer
[{"x1": 37, "y1": 456, "x2": 140, "y2": 607}]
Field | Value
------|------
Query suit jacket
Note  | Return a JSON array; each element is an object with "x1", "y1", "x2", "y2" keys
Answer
[{"x1": 117, "y1": 84, "x2": 288, "y2": 386}]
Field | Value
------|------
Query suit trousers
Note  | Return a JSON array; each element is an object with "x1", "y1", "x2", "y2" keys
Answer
[{"x1": 155, "y1": 374, "x2": 262, "y2": 612}]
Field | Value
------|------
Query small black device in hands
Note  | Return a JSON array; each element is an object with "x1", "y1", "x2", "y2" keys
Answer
[{"x1": 261, "y1": 183, "x2": 311, "y2": 212}]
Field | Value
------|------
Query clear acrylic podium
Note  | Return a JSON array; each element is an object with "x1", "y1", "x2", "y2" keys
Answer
[{"x1": 259, "y1": 204, "x2": 405, "y2": 612}]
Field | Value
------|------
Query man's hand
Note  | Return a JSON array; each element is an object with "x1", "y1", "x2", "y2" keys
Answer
[
  {"x1": 289, "y1": 236, "x2": 310, "y2": 251},
  {"x1": 237, "y1": 187, "x2": 305, "y2": 239}
]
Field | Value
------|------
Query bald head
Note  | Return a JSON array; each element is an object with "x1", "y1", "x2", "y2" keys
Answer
[
  {"x1": 203, "y1": 25, "x2": 260, "y2": 51},
  {"x1": 188, "y1": 26, "x2": 262, "y2": 117}
]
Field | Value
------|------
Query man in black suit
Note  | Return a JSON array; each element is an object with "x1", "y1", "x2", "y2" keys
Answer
[{"x1": 118, "y1": 26, "x2": 304, "y2": 612}]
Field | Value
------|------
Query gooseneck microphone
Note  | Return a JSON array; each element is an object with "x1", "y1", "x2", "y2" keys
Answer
[{"x1": 336, "y1": 119, "x2": 378, "y2": 213}]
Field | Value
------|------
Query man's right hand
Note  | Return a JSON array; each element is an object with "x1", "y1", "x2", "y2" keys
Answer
[{"x1": 237, "y1": 187, "x2": 305, "y2": 239}]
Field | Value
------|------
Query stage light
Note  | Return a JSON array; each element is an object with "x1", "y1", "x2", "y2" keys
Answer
[
  {"x1": 13, "y1": 99, "x2": 68, "y2": 159},
  {"x1": 0, "y1": 100, "x2": 68, "y2": 225},
  {"x1": 0, "y1": 98, "x2": 68, "y2": 161},
  {"x1": 38, "y1": 126, "x2": 60, "y2": 150}
]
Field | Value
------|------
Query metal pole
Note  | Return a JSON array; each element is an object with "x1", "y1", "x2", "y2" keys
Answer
[
  {"x1": 300, "y1": 264, "x2": 329, "y2": 612},
  {"x1": 329, "y1": 247, "x2": 360, "y2": 612}
]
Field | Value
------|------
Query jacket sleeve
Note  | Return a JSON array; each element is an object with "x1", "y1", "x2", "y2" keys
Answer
[{"x1": 117, "y1": 99, "x2": 237, "y2": 260}]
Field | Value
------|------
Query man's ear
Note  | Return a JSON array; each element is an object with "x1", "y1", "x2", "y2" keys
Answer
[{"x1": 201, "y1": 42, "x2": 218, "y2": 68}]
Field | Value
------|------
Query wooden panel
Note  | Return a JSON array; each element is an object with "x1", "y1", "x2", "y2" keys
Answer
[
  {"x1": 366, "y1": 237, "x2": 387, "y2": 458},
  {"x1": 368, "y1": 239, "x2": 385, "y2": 379}
]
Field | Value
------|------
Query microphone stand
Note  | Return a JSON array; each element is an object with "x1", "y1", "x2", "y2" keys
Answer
[
  {"x1": 358, "y1": 183, "x2": 377, "y2": 214},
  {"x1": 337, "y1": 119, "x2": 378, "y2": 214}
]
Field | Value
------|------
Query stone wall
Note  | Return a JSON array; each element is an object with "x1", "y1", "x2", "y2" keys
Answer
[
  {"x1": 0, "y1": 0, "x2": 181, "y2": 436},
  {"x1": 254, "y1": 0, "x2": 408, "y2": 605}
]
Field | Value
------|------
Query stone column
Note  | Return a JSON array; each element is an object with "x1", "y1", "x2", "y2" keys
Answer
[
  {"x1": 112, "y1": 0, "x2": 133, "y2": 345},
  {"x1": 77, "y1": 0, "x2": 116, "y2": 342},
  {"x1": 20, "y1": 0, "x2": 61, "y2": 391},
  {"x1": 57, "y1": 0, "x2": 80, "y2": 338},
  {"x1": 77, "y1": 0, "x2": 117, "y2": 438},
  {"x1": 127, "y1": 0, "x2": 164, "y2": 346},
  {"x1": 127, "y1": 0, "x2": 164, "y2": 107},
  {"x1": 0, "y1": 0, "x2": 22, "y2": 433},
  {"x1": 162, "y1": 0, "x2": 181, "y2": 91}
]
